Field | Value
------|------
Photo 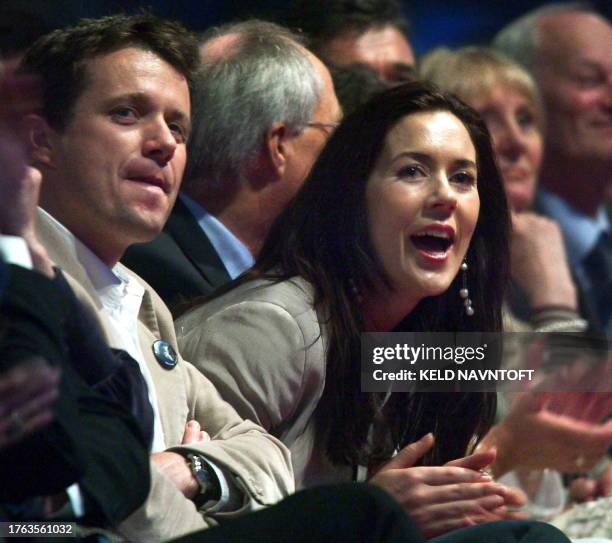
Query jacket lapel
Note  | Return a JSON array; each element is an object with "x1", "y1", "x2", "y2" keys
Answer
[{"x1": 165, "y1": 197, "x2": 231, "y2": 289}]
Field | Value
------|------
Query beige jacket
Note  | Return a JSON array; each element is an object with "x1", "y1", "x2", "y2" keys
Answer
[
  {"x1": 36, "y1": 211, "x2": 294, "y2": 542},
  {"x1": 177, "y1": 277, "x2": 356, "y2": 490}
]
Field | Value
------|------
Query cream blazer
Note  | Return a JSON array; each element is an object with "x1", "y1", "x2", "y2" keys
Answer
[
  {"x1": 177, "y1": 277, "x2": 357, "y2": 490},
  {"x1": 36, "y1": 211, "x2": 293, "y2": 542}
]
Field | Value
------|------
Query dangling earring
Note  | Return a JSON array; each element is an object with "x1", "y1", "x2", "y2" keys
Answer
[
  {"x1": 459, "y1": 260, "x2": 474, "y2": 316},
  {"x1": 348, "y1": 277, "x2": 363, "y2": 305}
]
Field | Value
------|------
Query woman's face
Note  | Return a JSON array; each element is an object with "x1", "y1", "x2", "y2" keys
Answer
[
  {"x1": 366, "y1": 110, "x2": 480, "y2": 303},
  {"x1": 468, "y1": 84, "x2": 543, "y2": 212}
]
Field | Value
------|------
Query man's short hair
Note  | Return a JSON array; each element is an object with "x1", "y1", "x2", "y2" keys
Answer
[
  {"x1": 183, "y1": 20, "x2": 322, "y2": 190},
  {"x1": 493, "y1": 2, "x2": 594, "y2": 71},
  {"x1": 281, "y1": 0, "x2": 409, "y2": 56},
  {"x1": 20, "y1": 13, "x2": 200, "y2": 129}
]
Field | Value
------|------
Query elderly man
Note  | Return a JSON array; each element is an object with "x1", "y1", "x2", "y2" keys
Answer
[
  {"x1": 123, "y1": 20, "x2": 341, "y2": 311},
  {"x1": 494, "y1": 5, "x2": 612, "y2": 333},
  {"x1": 283, "y1": 0, "x2": 416, "y2": 85}
]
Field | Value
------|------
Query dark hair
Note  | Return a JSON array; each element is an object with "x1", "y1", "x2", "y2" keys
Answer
[
  {"x1": 193, "y1": 81, "x2": 510, "y2": 467},
  {"x1": 330, "y1": 63, "x2": 390, "y2": 115},
  {"x1": 282, "y1": 0, "x2": 410, "y2": 55},
  {"x1": 19, "y1": 13, "x2": 200, "y2": 129}
]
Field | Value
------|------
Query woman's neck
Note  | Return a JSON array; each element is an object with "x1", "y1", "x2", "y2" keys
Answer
[{"x1": 361, "y1": 285, "x2": 419, "y2": 332}]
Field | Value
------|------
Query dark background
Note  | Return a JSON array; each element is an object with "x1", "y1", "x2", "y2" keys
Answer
[{"x1": 3, "y1": 0, "x2": 611, "y2": 57}]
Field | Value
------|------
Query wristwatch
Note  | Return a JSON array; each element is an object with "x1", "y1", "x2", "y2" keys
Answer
[{"x1": 186, "y1": 453, "x2": 222, "y2": 507}]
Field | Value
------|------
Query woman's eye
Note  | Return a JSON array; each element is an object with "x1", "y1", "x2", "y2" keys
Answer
[
  {"x1": 516, "y1": 109, "x2": 536, "y2": 129},
  {"x1": 452, "y1": 171, "x2": 477, "y2": 186},
  {"x1": 397, "y1": 164, "x2": 425, "y2": 180}
]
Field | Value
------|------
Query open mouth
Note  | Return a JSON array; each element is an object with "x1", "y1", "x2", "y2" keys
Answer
[{"x1": 410, "y1": 230, "x2": 454, "y2": 256}]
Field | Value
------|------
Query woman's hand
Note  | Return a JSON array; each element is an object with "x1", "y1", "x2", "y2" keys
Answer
[
  {"x1": 369, "y1": 434, "x2": 519, "y2": 538},
  {"x1": 510, "y1": 212, "x2": 577, "y2": 309},
  {"x1": 570, "y1": 464, "x2": 612, "y2": 502},
  {"x1": 478, "y1": 392, "x2": 612, "y2": 477}
]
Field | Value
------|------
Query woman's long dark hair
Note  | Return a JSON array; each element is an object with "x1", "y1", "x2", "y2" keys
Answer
[{"x1": 190, "y1": 82, "x2": 510, "y2": 468}]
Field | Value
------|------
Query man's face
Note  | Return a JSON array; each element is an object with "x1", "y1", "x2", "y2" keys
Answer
[
  {"x1": 321, "y1": 25, "x2": 416, "y2": 85},
  {"x1": 535, "y1": 13, "x2": 612, "y2": 164},
  {"x1": 42, "y1": 47, "x2": 190, "y2": 264},
  {"x1": 282, "y1": 52, "x2": 342, "y2": 194}
]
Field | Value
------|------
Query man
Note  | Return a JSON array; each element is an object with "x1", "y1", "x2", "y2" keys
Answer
[
  {"x1": 282, "y1": 0, "x2": 416, "y2": 85},
  {"x1": 123, "y1": 20, "x2": 342, "y2": 311},
  {"x1": 0, "y1": 64, "x2": 150, "y2": 526},
  {"x1": 494, "y1": 5, "x2": 612, "y2": 333},
  {"x1": 21, "y1": 14, "x2": 294, "y2": 541}
]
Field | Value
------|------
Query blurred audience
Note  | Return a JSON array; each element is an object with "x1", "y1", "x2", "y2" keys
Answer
[
  {"x1": 123, "y1": 20, "x2": 341, "y2": 312},
  {"x1": 331, "y1": 63, "x2": 389, "y2": 115},
  {"x1": 282, "y1": 0, "x2": 416, "y2": 85},
  {"x1": 494, "y1": 4, "x2": 612, "y2": 333}
]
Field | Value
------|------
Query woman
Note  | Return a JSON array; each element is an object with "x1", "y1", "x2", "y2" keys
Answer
[{"x1": 177, "y1": 82, "x2": 517, "y2": 537}]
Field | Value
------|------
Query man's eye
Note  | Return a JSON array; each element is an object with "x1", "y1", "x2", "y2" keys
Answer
[
  {"x1": 573, "y1": 73, "x2": 602, "y2": 87},
  {"x1": 111, "y1": 107, "x2": 138, "y2": 122},
  {"x1": 169, "y1": 123, "x2": 187, "y2": 143}
]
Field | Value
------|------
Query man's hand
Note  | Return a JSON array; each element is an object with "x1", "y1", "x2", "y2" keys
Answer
[
  {"x1": 0, "y1": 63, "x2": 53, "y2": 277},
  {"x1": 0, "y1": 357, "x2": 61, "y2": 450},
  {"x1": 181, "y1": 419, "x2": 210, "y2": 445},
  {"x1": 151, "y1": 420, "x2": 210, "y2": 499},
  {"x1": 510, "y1": 212, "x2": 577, "y2": 308},
  {"x1": 369, "y1": 434, "x2": 519, "y2": 538},
  {"x1": 151, "y1": 451, "x2": 199, "y2": 499}
]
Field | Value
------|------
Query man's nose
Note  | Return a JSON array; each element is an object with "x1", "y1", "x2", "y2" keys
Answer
[{"x1": 142, "y1": 118, "x2": 177, "y2": 166}]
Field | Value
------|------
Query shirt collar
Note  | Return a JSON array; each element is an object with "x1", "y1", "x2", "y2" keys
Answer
[
  {"x1": 180, "y1": 194, "x2": 254, "y2": 279},
  {"x1": 38, "y1": 208, "x2": 143, "y2": 298},
  {"x1": 536, "y1": 189, "x2": 610, "y2": 265}
]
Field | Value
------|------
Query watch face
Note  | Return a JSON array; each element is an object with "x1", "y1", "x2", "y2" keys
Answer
[{"x1": 188, "y1": 454, "x2": 221, "y2": 503}]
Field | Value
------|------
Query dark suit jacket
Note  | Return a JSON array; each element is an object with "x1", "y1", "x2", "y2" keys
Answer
[
  {"x1": 533, "y1": 191, "x2": 609, "y2": 332},
  {"x1": 122, "y1": 197, "x2": 231, "y2": 314},
  {"x1": 0, "y1": 263, "x2": 150, "y2": 526}
]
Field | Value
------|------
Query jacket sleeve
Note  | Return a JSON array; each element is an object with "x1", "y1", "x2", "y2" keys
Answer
[{"x1": 177, "y1": 298, "x2": 326, "y2": 446}]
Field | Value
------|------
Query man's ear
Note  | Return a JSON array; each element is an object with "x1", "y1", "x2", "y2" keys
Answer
[
  {"x1": 264, "y1": 122, "x2": 289, "y2": 180},
  {"x1": 23, "y1": 114, "x2": 57, "y2": 169}
]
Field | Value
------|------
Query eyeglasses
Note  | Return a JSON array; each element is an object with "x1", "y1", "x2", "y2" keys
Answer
[{"x1": 304, "y1": 121, "x2": 340, "y2": 135}]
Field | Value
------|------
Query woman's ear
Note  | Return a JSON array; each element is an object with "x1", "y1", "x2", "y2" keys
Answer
[{"x1": 23, "y1": 114, "x2": 57, "y2": 169}]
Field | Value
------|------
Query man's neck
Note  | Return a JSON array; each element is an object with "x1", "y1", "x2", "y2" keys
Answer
[
  {"x1": 539, "y1": 152, "x2": 608, "y2": 217},
  {"x1": 185, "y1": 188, "x2": 273, "y2": 259}
]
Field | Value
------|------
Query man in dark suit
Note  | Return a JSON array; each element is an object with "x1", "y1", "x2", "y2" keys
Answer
[{"x1": 123, "y1": 20, "x2": 341, "y2": 313}]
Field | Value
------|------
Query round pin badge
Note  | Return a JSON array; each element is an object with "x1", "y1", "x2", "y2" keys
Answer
[{"x1": 152, "y1": 340, "x2": 178, "y2": 369}]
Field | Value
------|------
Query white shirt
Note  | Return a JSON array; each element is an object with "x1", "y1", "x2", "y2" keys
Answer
[{"x1": 38, "y1": 209, "x2": 167, "y2": 452}]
